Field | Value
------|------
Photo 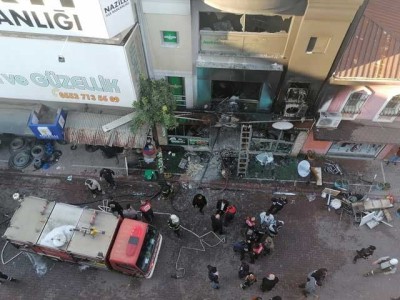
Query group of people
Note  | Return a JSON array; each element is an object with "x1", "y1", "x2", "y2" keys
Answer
[
  {"x1": 84, "y1": 168, "x2": 116, "y2": 198},
  {"x1": 205, "y1": 196, "x2": 287, "y2": 299}
]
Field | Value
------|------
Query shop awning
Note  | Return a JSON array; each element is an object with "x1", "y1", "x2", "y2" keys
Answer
[
  {"x1": 64, "y1": 112, "x2": 149, "y2": 148},
  {"x1": 0, "y1": 108, "x2": 34, "y2": 136},
  {"x1": 314, "y1": 119, "x2": 400, "y2": 144},
  {"x1": 196, "y1": 54, "x2": 283, "y2": 71}
]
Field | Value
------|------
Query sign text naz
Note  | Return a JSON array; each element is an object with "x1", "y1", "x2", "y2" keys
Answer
[{"x1": 0, "y1": 0, "x2": 82, "y2": 31}]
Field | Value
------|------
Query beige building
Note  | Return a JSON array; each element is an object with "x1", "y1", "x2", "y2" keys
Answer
[{"x1": 137, "y1": 0, "x2": 364, "y2": 117}]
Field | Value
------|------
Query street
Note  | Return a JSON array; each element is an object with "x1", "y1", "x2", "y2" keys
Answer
[{"x1": 0, "y1": 171, "x2": 399, "y2": 300}]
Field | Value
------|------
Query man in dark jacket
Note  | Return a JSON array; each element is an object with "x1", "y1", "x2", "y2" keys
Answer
[
  {"x1": 192, "y1": 193, "x2": 207, "y2": 214},
  {"x1": 216, "y1": 199, "x2": 230, "y2": 215},
  {"x1": 267, "y1": 197, "x2": 288, "y2": 215},
  {"x1": 211, "y1": 213, "x2": 224, "y2": 234},
  {"x1": 353, "y1": 245, "x2": 376, "y2": 263},
  {"x1": 108, "y1": 199, "x2": 124, "y2": 218},
  {"x1": 100, "y1": 168, "x2": 116, "y2": 189},
  {"x1": 261, "y1": 273, "x2": 279, "y2": 292},
  {"x1": 0, "y1": 271, "x2": 17, "y2": 284},
  {"x1": 207, "y1": 265, "x2": 220, "y2": 289}
]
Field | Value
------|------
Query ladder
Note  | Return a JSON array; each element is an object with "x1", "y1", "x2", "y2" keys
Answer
[{"x1": 237, "y1": 124, "x2": 252, "y2": 177}]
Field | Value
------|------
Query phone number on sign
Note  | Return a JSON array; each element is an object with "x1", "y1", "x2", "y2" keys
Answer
[{"x1": 58, "y1": 92, "x2": 120, "y2": 103}]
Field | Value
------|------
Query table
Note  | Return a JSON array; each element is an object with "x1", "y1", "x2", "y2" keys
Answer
[{"x1": 272, "y1": 121, "x2": 293, "y2": 151}]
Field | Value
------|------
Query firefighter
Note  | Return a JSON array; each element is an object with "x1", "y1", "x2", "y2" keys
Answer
[
  {"x1": 140, "y1": 199, "x2": 154, "y2": 223},
  {"x1": 168, "y1": 214, "x2": 181, "y2": 238}
]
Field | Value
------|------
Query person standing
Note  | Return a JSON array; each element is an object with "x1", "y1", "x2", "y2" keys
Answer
[
  {"x1": 238, "y1": 262, "x2": 250, "y2": 279},
  {"x1": 353, "y1": 245, "x2": 376, "y2": 263},
  {"x1": 211, "y1": 213, "x2": 224, "y2": 235},
  {"x1": 207, "y1": 265, "x2": 220, "y2": 289},
  {"x1": 140, "y1": 199, "x2": 154, "y2": 223},
  {"x1": 224, "y1": 204, "x2": 237, "y2": 226},
  {"x1": 299, "y1": 268, "x2": 327, "y2": 297},
  {"x1": 245, "y1": 216, "x2": 257, "y2": 229},
  {"x1": 267, "y1": 197, "x2": 288, "y2": 215},
  {"x1": 263, "y1": 236, "x2": 275, "y2": 255},
  {"x1": 192, "y1": 194, "x2": 207, "y2": 214},
  {"x1": 108, "y1": 199, "x2": 124, "y2": 218},
  {"x1": 386, "y1": 147, "x2": 400, "y2": 165},
  {"x1": 168, "y1": 214, "x2": 181, "y2": 238},
  {"x1": 364, "y1": 257, "x2": 398, "y2": 277},
  {"x1": 99, "y1": 168, "x2": 116, "y2": 189},
  {"x1": 240, "y1": 272, "x2": 257, "y2": 289},
  {"x1": 0, "y1": 271, "x2": 17, "y2": 284},
  {"x1": 85, "y1": 179, "x2": 105, "y2": 198},
  {"x1": 123, "y1": 204, "x2": 138, "y2": 220},
  {"x1": 216, "y1": 199, "x2": 230, "y2": 215},
  {"x1": 261, "y1": 273, "x2": 279, "y2": 292}
]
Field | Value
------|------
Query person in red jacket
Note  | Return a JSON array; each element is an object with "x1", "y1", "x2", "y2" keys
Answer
[
  {"x1": 139, "y1": 199, "x2": 154, "y2": 223},
  {"x1": 224, "y1": 204, "x2": 237, "y2": 226}
]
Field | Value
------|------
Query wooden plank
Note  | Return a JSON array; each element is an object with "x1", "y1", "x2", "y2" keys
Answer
[
  {"x1": 101, "y1": 113, "x2": 135, "y2": 132},
  {"x1": 383, "y1": 209, "x2": 393, "y2": 222},
  {"x1": 311, "y1": 167, "x2": 322, "y2": 186}
]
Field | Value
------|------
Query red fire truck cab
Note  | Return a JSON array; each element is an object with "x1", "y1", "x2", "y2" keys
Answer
[{"x1": 2, "y1": 196, "x2": 162, "y2": 278}]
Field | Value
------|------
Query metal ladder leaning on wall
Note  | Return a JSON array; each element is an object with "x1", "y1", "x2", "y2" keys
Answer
[{"x1": 237, "y1": 124, "x2": 252, "y2": 177}]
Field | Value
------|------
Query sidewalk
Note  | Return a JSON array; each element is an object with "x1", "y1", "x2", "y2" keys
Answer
[{"x1": 1, "y1": 138, "x2": 400, "y2": 200}]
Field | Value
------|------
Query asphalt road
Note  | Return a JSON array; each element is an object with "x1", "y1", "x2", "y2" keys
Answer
[{"x1": 0, "y1": 171, "x2": 399, "y2": 300}]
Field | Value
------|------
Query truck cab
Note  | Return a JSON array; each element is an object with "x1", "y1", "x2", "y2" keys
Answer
[{"x1": 108, "y1": 219, "x2": 162, "y2": 278}]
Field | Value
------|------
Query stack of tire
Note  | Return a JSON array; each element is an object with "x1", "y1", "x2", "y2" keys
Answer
[
  {"x1": 8, "y1": 137, "x2": 63, "y2": 170},
  {"x1": 31, "y1": 144, "x2": 46, "y2": 170},
  {"x1": 8, "y1": 137, "x2": 33, "y2": 170}
]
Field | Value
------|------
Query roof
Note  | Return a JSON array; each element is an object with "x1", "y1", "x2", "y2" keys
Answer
[
  {"x1": 314, "y1": 119, "x2": 400, "y2": 144},
  {"x1": 64, "y1": 112, "x2": 149, "y2": 149},
  {"x1": 332, "y1": 0, "x2": 400, "y2": 82}
]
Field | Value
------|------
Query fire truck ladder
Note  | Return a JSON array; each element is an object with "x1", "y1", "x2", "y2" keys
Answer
[{"x1": 237, "y1": 124, "x2": 252, "y2": 177}]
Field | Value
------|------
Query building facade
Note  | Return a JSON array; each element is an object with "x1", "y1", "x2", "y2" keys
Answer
[
  {"x1": 0, "y1": 0, "x2": 150, "y2": 148},
  {"x1": 303, "y1": 0, "x2": 400, "y2": 160}
]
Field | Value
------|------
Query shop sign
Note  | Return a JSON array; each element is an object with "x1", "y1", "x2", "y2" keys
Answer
[
  {"x1": 188, "y1": 138, "x2": 209, "y2": 147},
  {"x1": 168, "y1": 136, "x2": 188, "y2": 145},
  {"x1": 0, "y1": 0, "x2": 135, "y2": 38},
  {"x1": 0, "y1": 29, "x2": 146, "y2": 107},
  {"x1": 162, "y1": 31, "x2": 178, "y2": 44}
]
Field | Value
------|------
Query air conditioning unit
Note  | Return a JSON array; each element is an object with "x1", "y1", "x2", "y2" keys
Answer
[{"x1": 316, "y1": 112, "x2": 342, "y2": 128}]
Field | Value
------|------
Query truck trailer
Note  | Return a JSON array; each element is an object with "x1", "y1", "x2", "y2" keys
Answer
[{"x1": 2, "y1": 196, "x2": 162, "y2": 278}]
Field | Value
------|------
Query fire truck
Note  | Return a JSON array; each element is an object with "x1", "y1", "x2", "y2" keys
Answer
[{"x1": 2, "y1": 196, "x2": 162, "y2": 278}]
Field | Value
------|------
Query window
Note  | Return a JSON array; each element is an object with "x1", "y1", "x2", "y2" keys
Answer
[
  {"x1": 199, "y1": 12, "x2": 291, "y2": 33},
  {"x1": 306, "y1": 37, "x2": 330, "y2": 54},
  {"x1": 161, "y1": 31, "x2": 179, "y2": 47},
  {"x1": 167, "y1": 77, "x2": 186, "y2": 108},
  {"x1": 374, "y1": 94, "x2": 400, "y2": 122},
  {"x1": 379, "y1": 95, "x2": 400, "y2": 116},
  {"x1": 341, "y1": 91, "x2": 369, "y2": 119}
]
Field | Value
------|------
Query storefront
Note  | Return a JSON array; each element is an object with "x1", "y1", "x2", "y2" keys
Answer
[{"x1": 167, "y1": 119, "x2": 211, "y2": 150}]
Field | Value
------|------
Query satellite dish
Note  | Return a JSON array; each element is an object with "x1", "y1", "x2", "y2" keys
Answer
[{"x1": 297, "y1": 160, "x2": 311, "y2": 177}]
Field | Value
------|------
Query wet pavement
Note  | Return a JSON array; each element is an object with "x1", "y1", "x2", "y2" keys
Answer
[{"x1": 0, "y1": 137, "x2": 400, "y2": 300}]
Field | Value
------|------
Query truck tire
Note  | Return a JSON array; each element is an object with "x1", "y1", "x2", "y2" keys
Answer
[
  {"x1": 31, "y1": 145, "x2": 45, "y2": 159},
  {"x1": 9, "y1": 137, "x2": 27, "y2": 153},
  {"x1": 9, "y1": 151, "x2": 32, "y2": 170}
]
